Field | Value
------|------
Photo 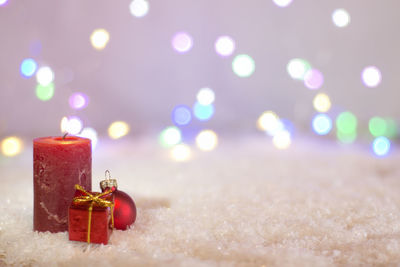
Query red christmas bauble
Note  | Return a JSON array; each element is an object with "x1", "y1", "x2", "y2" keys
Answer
[
  {"x1": 112, "y1": 189, "x2": 137, "y2": 230},
  {"x1": 99, "y1": 171, "x2": 137, "y2": 230}
]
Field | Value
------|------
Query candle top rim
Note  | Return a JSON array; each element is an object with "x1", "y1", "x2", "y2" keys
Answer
[{"x1": 34, "y1": 136, "x2": 91, "y2": 145}]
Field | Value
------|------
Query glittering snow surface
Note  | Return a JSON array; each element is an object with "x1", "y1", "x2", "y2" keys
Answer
[{"x1": 1, "y1": 137, "x2": 400, "y2": 266}]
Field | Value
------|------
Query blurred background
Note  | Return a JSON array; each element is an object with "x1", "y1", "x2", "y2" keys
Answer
[{"x1": 0, "y1": 0, "x2": 399, "y2": 158}]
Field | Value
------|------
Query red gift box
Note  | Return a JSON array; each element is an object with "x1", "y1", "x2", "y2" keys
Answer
[{"x1": 68, "y1": 185, "x2": 114, "y2": 244}]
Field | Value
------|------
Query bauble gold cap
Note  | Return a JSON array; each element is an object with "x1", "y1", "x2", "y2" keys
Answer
[
  {"x1": 100, "y1": 178, "x2": 118, "y2": 191},
  {"x1": 100, "y1": 170, "x2": 118, "y2": 191}
]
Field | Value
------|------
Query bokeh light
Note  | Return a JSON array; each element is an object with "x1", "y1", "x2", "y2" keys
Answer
[
  {"x1": 171, "y1": 32, "x2": 193, "y2": 53},
  {"x1": 69, "y1": 92, "x2": 89, "y2": 110},
  {"x1": 287, "y1": 58, "x2": 311, "y2": 80},
  {"x1": 36, "y1": 66, "x2": 54, "y2": 86},
  {"x1": 1, "y1": 136, "x2": 23, "y2": 157},
  {"x1": 196, "y1": 130, "x2": 218, "y2": 151},
  {"x1": 215, "y1": 36, "x2": 235, "y2": 57},
  {"x1": 336, "y1": 111, "x2": 357, "y2": 143},
  {"x1": 159, "y1": 126, "x2": 182, "y2": 148},
  {"x1": 90, "y1": 29, "x2": 110, "y2": 50},
  {"x1": 385, "y1": 119, "x2": 398, "y2": 138},
  {"x1": 332, "y1": 9, "x2": 350, "y2": 28},
  {"x1": 336, "y1": 111, "x2": 357, "y2": 134},
  {"x1": 172, "y1": 105, "x2": 192, "y2": 126},
  {"x1": 171, "y1": 144, "x2": 191, "y2": 162},
  {"x1": 372, "y1": 136, "x2": 391, "y2": 156},
  {"x1": 129, "y1": 0, "x2": 149, "y2": 18},
  {"x1": 20, "y1": 58, "x2": 37, "y2": 78},
  {"x1": 272, "y1": 130, "x2": 291, "y2": 149},
  {"x1": 312, "y1": 114, "x2": 332, "y2": 135},
  {"x1": 193, "y1": 102, "x2": 215, "y2": 121},
  {"x1": 0, "y1": 0, "x2": 8, "y2": 6},
  {"x1": 36, "y1": 83, "x2": 55, "y2": 101},
  {"x1": 369, "y1": 117, "x2": 387, "y2": 137},
  {"x1": 272, "y1": 0, "x2": 293, "y2": 8},
  {"x1": 362, "y1": 66, "x2": 382, "y2": 88},
  {"x1": 61, "y1": 116, "x2": 83, "y2": 135},
  {"x1": 257, "y1": 111, "x2": 283, "y2": 136},
  {"x1": 304, "y1": 69, "x2": 324, "y2": 90},
  {"x1": 108, "y1": 121, "x2": 130, "y2": 139},
  {"x1": 280, "y1": 118, "x2": 295, "y2": 136},
  {"x1": 313, "y1": 93, "x2": 331, "y2": 112},
  {"x1": 79, "y1": 127, "x2": 98, "y2": 150},
  {"x1": 232, "y1": 54, "x2": 255, "y2": 78},
  {"x1": 196, "y1": 88, "x2": 215, "y2": 105}
]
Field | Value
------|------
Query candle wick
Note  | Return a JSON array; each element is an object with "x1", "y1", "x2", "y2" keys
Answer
[{"x1": 62, "y1": 133, "x2": 68, "y2": 140}]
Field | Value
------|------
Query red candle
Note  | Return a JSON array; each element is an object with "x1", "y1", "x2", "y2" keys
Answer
[{"x1": 33, "y1": 136, "x2": 92, "y2": 233}]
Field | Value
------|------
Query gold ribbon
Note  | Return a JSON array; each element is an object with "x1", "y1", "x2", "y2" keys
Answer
[{"x1": 72, "y1": 184, "x2": 114, "y2": 243}]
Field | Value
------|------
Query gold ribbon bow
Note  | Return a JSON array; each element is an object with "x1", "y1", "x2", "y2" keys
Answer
[{"x1": 72, "y1": 184, "x2": 114, "y2": 243}]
